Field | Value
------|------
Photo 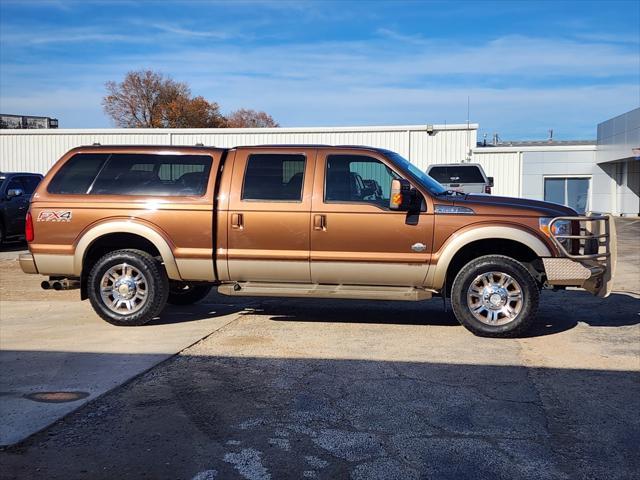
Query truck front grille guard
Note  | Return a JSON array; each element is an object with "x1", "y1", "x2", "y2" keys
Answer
[{"x1": 548, "y1": 215, "x2": 612, "y2": 261}]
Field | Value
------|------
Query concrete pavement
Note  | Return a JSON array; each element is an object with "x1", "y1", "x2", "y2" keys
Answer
[{"x1": 0, "y1": 269, "x2": 248, "y2": 445}]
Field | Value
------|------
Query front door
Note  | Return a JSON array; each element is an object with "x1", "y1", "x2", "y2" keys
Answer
[
  {"x1": 310, "y1": 149, "x2": 433, "y2": 286},
  {"x1": 227, "y1": 148, "x2": 316, "y2": 282}
]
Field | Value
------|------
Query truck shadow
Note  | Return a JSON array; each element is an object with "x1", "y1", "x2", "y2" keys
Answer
[
  {"x1": 154, "y1": 289, "x2": 639, "y2": 338},
  {"x1": 2, "y1": 351, "x2": 639, "y2": 479}
]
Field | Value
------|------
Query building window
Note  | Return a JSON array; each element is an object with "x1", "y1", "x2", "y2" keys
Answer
[{"x1": 544, "y1": 177, "x2": 590, "y2": 214}]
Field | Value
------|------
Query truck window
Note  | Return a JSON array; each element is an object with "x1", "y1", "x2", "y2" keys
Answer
[
  {"x1": 90, "y1": 154, "x2": 212, "y2": 196},
  {"x1": 17, "y1": 175, "x2": 41, "y2": 194},
  {"x1": 428, "y1": 166, "x2": 485, "y2": 184},
  {"x1": 325, "y1": 155, "x2": 398, "y2": 208},
  {"x1": 242, "y1": 154, "x2": 306, "y2": 201},
  {"x1": 48, "y1": 153, "x2": 109, "y2": 194}
]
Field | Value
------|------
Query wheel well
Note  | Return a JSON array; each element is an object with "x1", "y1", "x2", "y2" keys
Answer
[
  {"x1": 80, "y1": 233, "x2": 161, "y2": 300},
  {"x1": 444, "y1": 239, "x2": 542, "y2": 296}
]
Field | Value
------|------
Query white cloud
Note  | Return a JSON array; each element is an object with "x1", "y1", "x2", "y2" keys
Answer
[{"x1": 1, "y1": 33, "x2": 638, "y2": 137}]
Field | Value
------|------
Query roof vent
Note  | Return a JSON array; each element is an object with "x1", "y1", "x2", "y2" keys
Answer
[
  {"x1": 92, "y1": 142, "x2": 101, "y2": 146},
  {"x1": 195, "y1": 142, "x2": 204, "y2": 147}
]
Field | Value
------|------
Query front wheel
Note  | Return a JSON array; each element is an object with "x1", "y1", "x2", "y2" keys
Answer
[
  {"x1": 87, "y1": 249, "x2": 169, "y2": 326},
  {"x1": 450, "y1": 255, "x2": 539, "y2": 338}
]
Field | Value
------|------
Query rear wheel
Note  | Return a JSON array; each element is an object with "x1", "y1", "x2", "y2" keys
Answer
[
  {"x1": 451, "y1": 255, "x2": 539, "y2": 337},
  {"x1": 167, "y1": 282, "x2": 212, "y2": 305},
  {"x1": 87, "y1": 249, "x2": 169, "y2": 326}
]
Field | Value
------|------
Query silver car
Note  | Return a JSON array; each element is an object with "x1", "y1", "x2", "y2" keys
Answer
[{"x1": 426, "y1": 163, "x2": 494, "y2": 194}]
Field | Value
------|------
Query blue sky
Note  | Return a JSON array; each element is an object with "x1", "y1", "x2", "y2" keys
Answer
[{"x1": 0, "y1": 0, "x2": 638, "y2": 139}]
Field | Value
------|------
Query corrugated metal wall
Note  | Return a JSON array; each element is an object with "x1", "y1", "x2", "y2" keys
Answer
[
  {"x1": 0, "y1": 125, "x2": 476, "y2": 176},
  {"x1": 0, "y1": 132, "x2": 171, "y2": 173},
  {"x1": 1, "y1": 126, "x2": 537, "y2": 199},
  {"x1": 470, "y1": 150, "x2": 522, "y2": 197}
]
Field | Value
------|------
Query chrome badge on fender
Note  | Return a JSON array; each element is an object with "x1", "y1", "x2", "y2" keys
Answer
[{"x1": 37, "y1": 211, "x2": 72, "y2": 222}]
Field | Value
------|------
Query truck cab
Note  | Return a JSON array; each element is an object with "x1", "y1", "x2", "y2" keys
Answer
[{"x1": 19, "y1": 145, "x2": 616, "y2": 337}]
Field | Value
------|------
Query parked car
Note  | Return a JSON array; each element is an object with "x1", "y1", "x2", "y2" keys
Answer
[
  {"x1": 19, "y1": 145, "x2": 615, "y2": 337},
  {"x1": 0, "y1": 172, "x2": 43, "y2": 243},
  {"x1": 426, "y1": 163, "x2": 494, "y2": 194}
]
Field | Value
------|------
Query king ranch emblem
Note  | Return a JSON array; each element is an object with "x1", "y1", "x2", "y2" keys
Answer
[{"x1": 37, "y1": 211, "x2": 72, "y2": 222}]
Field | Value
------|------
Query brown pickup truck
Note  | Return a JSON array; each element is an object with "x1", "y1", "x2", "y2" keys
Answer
[{"x1": 19, "y1": 145, "x2": 616, "y2": 337}]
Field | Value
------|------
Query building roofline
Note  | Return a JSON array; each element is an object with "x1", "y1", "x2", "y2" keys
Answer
[
  {"x1": 473, "y1": 144, "x2": 597, "y2": 153},
  {"x1": 0, "y1": 123, "x2": 479, "y2": 135}
]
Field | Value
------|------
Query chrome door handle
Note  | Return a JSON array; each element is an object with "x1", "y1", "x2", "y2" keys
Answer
[
  {"x1": 314, "y1": 214, "x2": 326, "y2": 231},
  {"x1": 231, "y1": 213, "x2": 243, "y2": 229},
  {"x1": 411, "y1": 242, "x2": 426, "y2": 252}
]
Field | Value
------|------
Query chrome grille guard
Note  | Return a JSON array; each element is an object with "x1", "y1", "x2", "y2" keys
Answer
[
  {"x1": 547, "y1": 214, "x2": 615, "y2": 261},
  {"x1": 547, "y1": 214, "x2": 617, "y2": 297}
]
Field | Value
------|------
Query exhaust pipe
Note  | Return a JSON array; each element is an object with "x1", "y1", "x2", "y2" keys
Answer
[
  {"x1": 41, "y1": 279, "x2": 80, "y2": 291},
  {"x1": 55, "y1": 279, "x2": 80, "y2": 290}
]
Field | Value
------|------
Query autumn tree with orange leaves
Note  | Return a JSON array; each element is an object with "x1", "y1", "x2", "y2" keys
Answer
[
  {"x1": 226, "y1": 109, "x2": 279, "y2": 128},
  {"x1": 103, "y1": 70, "x2": 277, "y2": 129}
]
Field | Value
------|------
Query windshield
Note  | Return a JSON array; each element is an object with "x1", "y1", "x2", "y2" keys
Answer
[{"x1": 380, "y1": 150, "x2": 448, "y2": 196}]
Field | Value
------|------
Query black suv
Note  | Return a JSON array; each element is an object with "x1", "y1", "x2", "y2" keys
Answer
[{"x1": 0, "y1": 172, "x2": 43, "y2": 244}]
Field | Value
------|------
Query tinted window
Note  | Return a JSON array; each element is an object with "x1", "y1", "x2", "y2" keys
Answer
[
  {"x1": 325, "y1": 155, "x2": 398, "y2": 207},
  {"x1": 544, "y1": 178, "x2": 565, "y2": 206},
  {"x1": 544, "y1": 177, "x2": 590, "y2": 214},
  {"x1": 48, "y1": 153, "x2": 108, "y2": 194},
  {"x1": 19, "y1": 175, "x2": 42, "y2": 194},
  {"x1": 428, "y1": 166, "x2": 485, "y2": 184},
  {"x1": 90, "y1": 154, "x2": 212, "y2": 196},
  {"x1": 7, "y1": 177, "x2": 23, "y2": 192},
  {"x1": 567, "y1": 178, "x2": 589, "y2": 214},
  {"x1": 242, "y1": 154, "x2": 305, "y2": 201}
]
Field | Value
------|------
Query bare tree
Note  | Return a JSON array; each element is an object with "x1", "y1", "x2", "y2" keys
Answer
[
  {"x1": 103, "y1": 70, "x2": 277, "y2": 129},
  {"x1": 226, "y1": 108, "x2": 279, "y2": 128},
  {"x1": 102, "y1": 70, "x2": 225, "y2": 128}
]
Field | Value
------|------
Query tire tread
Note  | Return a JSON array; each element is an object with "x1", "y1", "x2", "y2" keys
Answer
[{"x1": 450, "y1": 254, "x2": 539, "y2": 338}]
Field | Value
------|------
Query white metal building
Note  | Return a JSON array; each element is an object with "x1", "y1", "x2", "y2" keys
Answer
[
  {"x1": 0, "y1": 123, "x2": 477, "y2": 176},
  {"x1": 0, "y1": 108, "x2": 638, "y2": 215},
  {"x1": 472, "y1": 107, "x2": 639, "y2": 216}
]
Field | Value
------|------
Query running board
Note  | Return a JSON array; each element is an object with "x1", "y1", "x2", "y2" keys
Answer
[{"x1": 218, "y1": 282, "x2": 434, "y2": 301}]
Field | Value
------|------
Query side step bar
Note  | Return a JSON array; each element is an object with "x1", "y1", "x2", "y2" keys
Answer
[{"x1": 218, "y1": 282, "x2": 434, "y2": 301}]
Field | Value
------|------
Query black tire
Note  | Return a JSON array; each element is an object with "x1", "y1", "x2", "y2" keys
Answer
[
  {"x1": 87, "y1": 249, "x2": 169, "y2": 326},
  {"x1": 450, "y1": 255, "x2": 539, "y2": 338},
  {"x1": 167, "y1": 282, "x2": 212, "y2": 305}
]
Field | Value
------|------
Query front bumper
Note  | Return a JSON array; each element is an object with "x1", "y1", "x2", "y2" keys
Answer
[
  {"x1": 543, "y1": 214, "x2": 617, "y2": 297},
  {"x1": 19, "y1": 253, "x2": 38, "y2": 274}
]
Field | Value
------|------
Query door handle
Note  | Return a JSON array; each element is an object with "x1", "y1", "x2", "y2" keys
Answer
[
  {"x1": 314, "y1": 214, "x2": 326, "y2": 231},
  {"x1": 231, "y1": 213, "x2": 243, "y2": 229}
]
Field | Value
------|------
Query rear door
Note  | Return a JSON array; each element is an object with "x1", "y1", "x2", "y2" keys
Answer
[
  {"x1": 227, "y1": 148, "x2": 316, "y2": 282},
  {"x1": 310, "y1": 149, "x2": 433, "y2": 286}
]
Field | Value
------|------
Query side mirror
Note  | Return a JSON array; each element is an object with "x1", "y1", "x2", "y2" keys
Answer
[
  {"x1": 7, "y1": 188, "x2": 24, "y2": 199},
  {"x1": 487, "y1": 177, "x2": 494, "y2": 188},
  {"x1": 389, "y1": 178, "x2": 411, "y2": 211}
]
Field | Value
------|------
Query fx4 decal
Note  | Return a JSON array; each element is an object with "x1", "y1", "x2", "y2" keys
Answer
[{"x1": 37, "y1": 211, "x2": 72, "y2": 222}]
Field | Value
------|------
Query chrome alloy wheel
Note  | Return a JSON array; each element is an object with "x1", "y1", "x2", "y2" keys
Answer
[
  {"x1": 100, "y1": 263, "x2": 148, "y2": 314},
  {"x1": 466, "y1": 271, "x2": 524, "y2": 325}
]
